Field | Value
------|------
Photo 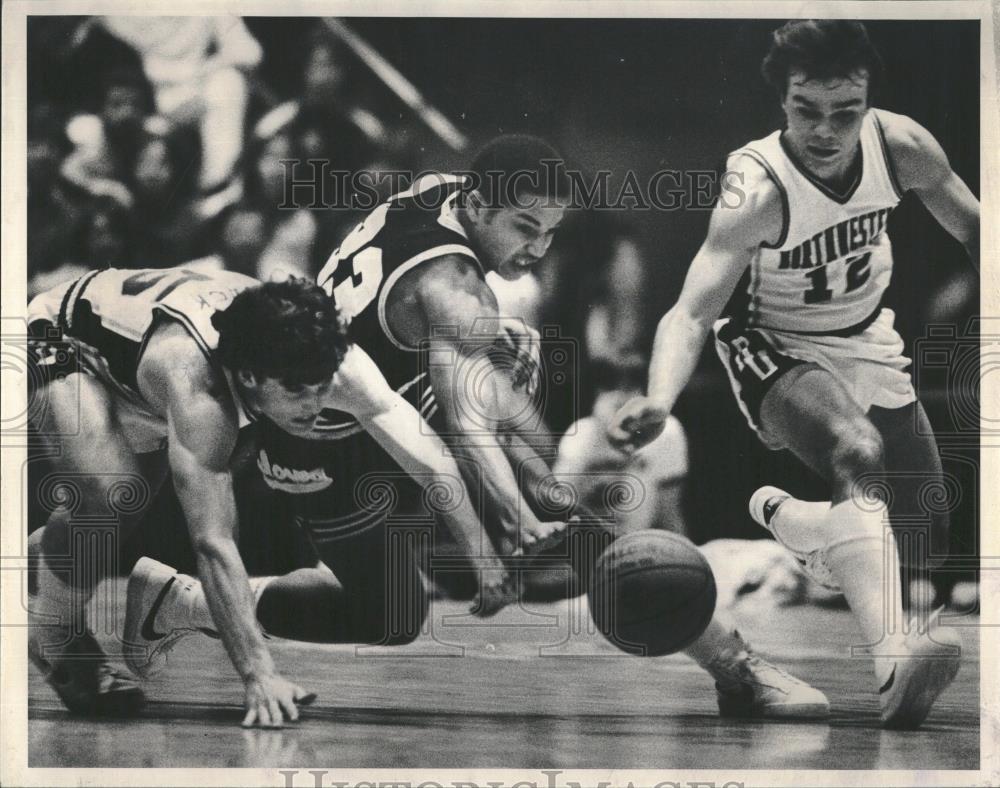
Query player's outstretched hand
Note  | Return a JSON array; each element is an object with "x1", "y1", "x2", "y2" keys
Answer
[
  {"x1": 519, "y1": 517, "x2": 572, "y2": 554},
  {"x1": 607, "y1": 396, "x2": 669, "y2": 454},
  {"x1": 471, "y1": 567, "x2": 517, "y2": 617},
  {"x1": 497, "y1": 318, "x2": 541, "y2": 396},
  {"x1": 241, "y1": 672, "x2": 316, "y2": 728}
]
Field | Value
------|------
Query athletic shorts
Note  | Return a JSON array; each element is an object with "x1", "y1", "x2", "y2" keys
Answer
[
  {"x1": 713, "y1": 308, "x2": 916, "y2": 450},
  {"x1": 27, "y1": 278, "x2": 169, "y2": 454}
]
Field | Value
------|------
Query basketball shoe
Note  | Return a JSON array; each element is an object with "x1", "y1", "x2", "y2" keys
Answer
[
  {"x1": 29, "y1": 610, "x2": 144, "y2": 716},
  {"x1": 706, "y1": 633, "x2": 830, "y2": 719},
  {"x1": 749, "y1": 486, "x2": 840, "y2": 590},
  {"x1": 876, "y1": 607, "x2": 961, "y2": 729},
  {"x1": 123, "y1": 557, "x2": 218, "y2": 679},
  {"x1": 749, "y1": 486, "x2": 962, "y2": 728}
]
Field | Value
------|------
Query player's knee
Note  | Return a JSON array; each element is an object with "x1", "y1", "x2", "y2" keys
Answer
[{"x1": 829, "y1": 424, "x2": 884, "y2": 487}]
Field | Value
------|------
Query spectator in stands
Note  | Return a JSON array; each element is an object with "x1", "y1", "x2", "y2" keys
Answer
[
  {"x1": 130, "y1": 128, "x2": 213, "y2": 267},
  {"x1": 60, "y1": 67, "x2": 154, "y2": 210},
  {"x1": 97, "y1": 15, "x2": 262, "y2": 209},
  {"x1": 235, "y1": 130, "x2": 317, "y2": 281},
  {"x1": 78, "y1": 197, "x2": 132, "y2": 269},
  {"x1": 553, "y1": 359, "x2": 690, "y2": 537},
  {"x1": 218, "y1": 207, "x2": 268, "y2": 277},
  {"x1": 584, "y1": 222, "x2": 650, "y2": 365},
  {"x1": 27, "y1": 103, "x2": 88, "y2": 297}
]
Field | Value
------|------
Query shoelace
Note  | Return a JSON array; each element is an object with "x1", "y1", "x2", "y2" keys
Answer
[{"x1": 744, "y1": 653, "x2": 801, "y2": 689}]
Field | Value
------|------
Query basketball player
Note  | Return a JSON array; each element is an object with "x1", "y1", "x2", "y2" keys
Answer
[
  {"x1": 130, "y1": 136, "x2": 831, "y2": 719},
  {"x1": 609, "y1": 21, "x2": 977, "y2": 728},
  {"x1": 27, "y1": 268, "x2": 499, "y2": 726}
]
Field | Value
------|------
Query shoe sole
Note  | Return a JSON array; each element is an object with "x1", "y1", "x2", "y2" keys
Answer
[
  {"x1": 719, "y1": 700, "x2": 831, "y2": 720},
  {"x1": 881, "y1": 635, "x2": 961, "y2": 730},
  {"x1": 759, "y1": 701, "x2": 831, "y2": 720}
]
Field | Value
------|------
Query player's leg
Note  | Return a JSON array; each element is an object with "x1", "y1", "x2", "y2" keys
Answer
[
  {"x1": 126, "y1": 511, "x2": 430, "y2": 678},
  {"x1": 31, "y1": 372, "x2": 167, "y2": 714},
  {"x1": 755, "y1": 364, "x2": 904, "y2": 644},
  {"x1": 868, "y1": 401, "x2": 950, "y2": 577},
  {"x1": 751, "y1": 366, "x2": 959, "y2": 728}
]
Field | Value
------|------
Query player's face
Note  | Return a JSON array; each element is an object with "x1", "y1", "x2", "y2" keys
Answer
[
  {"x1": 473, "y1": 199, "x2": 565, "y2": 281},
  {"x1": 781, "y1": 69, "x2": 870, "y2": 178},
  {"x1": 241, "y1": 374, "x2": 336, "y2": 438}
]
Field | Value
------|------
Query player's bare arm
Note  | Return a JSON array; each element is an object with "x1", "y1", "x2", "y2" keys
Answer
[
  {"x1": 393, "y1": 254, "x2": 565, "y2": 553},
  {"x1": 879, "y1": 110, "x2": 980, "y2": 269},
  {"x1": 608, "y1": 158, "x2": 783, "y2": 453},
  {"x1": 138, "y1": 324, "x2": 312, "y2": 727},
  {"x1": 326, "y1": 343, "x2": 516, "y2": 615}
]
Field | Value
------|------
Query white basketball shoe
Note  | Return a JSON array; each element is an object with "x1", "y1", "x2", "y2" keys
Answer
[
  {"x1": 123, "y1": 557, "x2": 217, "y2": 679},
  {"x1": 708, "y1": 632, "x2": 830, "y2": 719}
]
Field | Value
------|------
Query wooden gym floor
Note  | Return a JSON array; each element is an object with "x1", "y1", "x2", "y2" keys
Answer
[{"x1": 28, "y1": 583, "x2": 979, "y2": 770}]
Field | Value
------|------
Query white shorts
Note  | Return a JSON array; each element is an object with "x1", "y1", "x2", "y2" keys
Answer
[{"x1": 714, "y1": 308, "x2": 917, "y2": 450}]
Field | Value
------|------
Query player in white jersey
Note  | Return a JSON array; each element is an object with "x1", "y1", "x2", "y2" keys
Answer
[
  {"x1": 609, "y1": 20, "x2": 978, "y2": 729},
  {"x1": 27, "y1": 268, "x2": 492, "y2": 726}
]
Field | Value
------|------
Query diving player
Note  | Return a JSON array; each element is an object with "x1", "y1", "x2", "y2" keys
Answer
[
  {"x1": 27, "y1": 268, "x2": 495, "y2": 726},
  {"x1": 608, "y1": 20, "x2": 977, "y2": 728}
]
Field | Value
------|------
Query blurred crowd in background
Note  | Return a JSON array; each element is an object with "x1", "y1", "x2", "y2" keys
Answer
[
  {"x1": 25, "y1": 16, "x2": 980, "y2": 610},
  {"x1": 29, "y1": 17, "x2": 414, "y2": 295}
]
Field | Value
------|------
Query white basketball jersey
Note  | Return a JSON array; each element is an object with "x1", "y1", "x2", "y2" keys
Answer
[
  {"x1": 52, "y1": 267, "x2": 258, "y2": 423},
  {"x1": 732, "y1": 109, "x2": 903, "y2": 333},
  {"x1": 76, "y1": 267, "x2": 256, "y2": 351}
]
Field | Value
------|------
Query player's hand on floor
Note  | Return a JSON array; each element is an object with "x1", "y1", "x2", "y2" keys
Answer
[
  {"x1": 607, "y1": 396, "x2": 669, "y2": 454},
  {"x1": 471, "y1": 567, "x2": 517, "y2": 617},
  {"x1": 241, "y1": 672, "x2": 316, "y2": 728},
  {"x1": 497, "y1": 318, "x2": 542, "y2": 396}
]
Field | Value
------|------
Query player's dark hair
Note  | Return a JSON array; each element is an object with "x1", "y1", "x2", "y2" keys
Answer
[
  {"x1": 212, "y1": 278, "x2": 349, "y2": 387},
  {"x1": 463, "y1": 133, "x2": 570, "y2": 209},
  {"x1": 761, "y1": 20, "x2": 884, "y2": 102}
]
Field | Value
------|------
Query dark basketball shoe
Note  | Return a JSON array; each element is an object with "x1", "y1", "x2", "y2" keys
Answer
[{"x1": 29, "y1": 620, "x2": 145, "y2": 716}]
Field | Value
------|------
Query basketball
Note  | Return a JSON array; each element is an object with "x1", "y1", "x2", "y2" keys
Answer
[{"x1": 588, "y1": 530, "x2": 717, "y2": 656}]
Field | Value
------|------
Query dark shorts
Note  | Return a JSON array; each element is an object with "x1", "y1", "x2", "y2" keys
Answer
[{"x1": 712, "y1": 318, "x2": 807, "y2": 432}]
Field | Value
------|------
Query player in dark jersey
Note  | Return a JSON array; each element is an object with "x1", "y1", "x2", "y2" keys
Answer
[
  {"x1": 243, "y1": 135, "x2": 575, "y2": 606},
  {"x1": 27, "y1": 269, "x2": 491, "y2": 727}
]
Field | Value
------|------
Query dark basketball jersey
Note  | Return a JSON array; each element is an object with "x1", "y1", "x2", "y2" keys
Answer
[
  {"x1": 313, "y1": 173, "x2": 483, "y2": 436},
  {"x1": 255, "y1": 174, "x2": 487, "y2": 524}
]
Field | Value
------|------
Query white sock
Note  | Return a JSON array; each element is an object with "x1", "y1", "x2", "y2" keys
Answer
[
  {"x1": 684, "y1": 613, "x2": 751, "y2": 685},
  {"x1": 824, "y1": 501, "x2": 904, "y2": 645},
  {"x1": 768, "y1": 498, "x2": 833, "y2": 554},
  {"x1": 160, "y1": 575, "x2": 277, "y2": 633},
  {"x1": 33, "y1": 557, "x2": 87, "y2": 630},
  {"x1": 773, "y1": 496, "x2": 905, "y2": 659}
]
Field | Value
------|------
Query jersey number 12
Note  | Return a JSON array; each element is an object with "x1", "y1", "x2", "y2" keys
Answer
[{"x1": 803, "y1": 252, "x2": 872, "y2": 304}]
